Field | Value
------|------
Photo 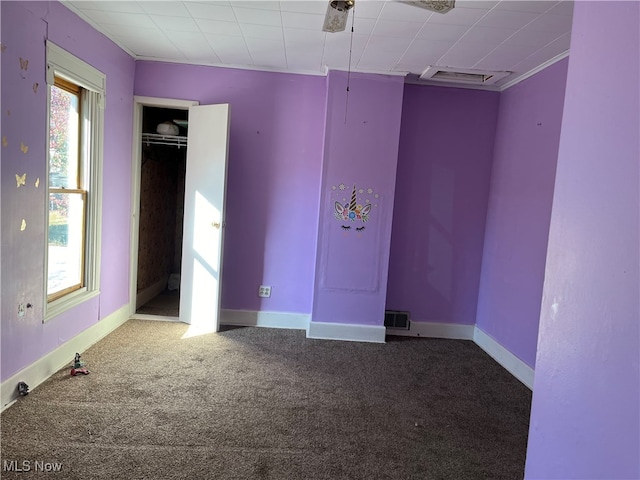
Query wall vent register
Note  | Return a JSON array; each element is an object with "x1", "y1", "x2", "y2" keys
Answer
[{"x1": 384, "y1": 310, "x2": 410, "y2": 330}]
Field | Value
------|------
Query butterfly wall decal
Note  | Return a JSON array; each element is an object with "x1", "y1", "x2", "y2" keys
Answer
[{"x1": 16, "y1": 173, "x2": 26, "y2": 187}]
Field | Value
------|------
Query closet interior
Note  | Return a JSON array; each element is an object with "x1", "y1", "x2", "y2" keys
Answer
[{"x1": 135, "y1": 106, "x2": 188, "y2": 318}]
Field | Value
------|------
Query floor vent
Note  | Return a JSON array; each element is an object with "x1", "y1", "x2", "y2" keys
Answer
[{"x1": 384, "y1": 310, "x2": 410, "y2": 330}]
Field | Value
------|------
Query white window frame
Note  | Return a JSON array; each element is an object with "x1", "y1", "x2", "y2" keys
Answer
[{"x1": 44, "y1": 41, "x2": 105, "y2": 322}]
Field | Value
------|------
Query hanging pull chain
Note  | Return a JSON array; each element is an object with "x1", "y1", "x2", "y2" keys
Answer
[{"x1": 345, "y1": 5, "x2": 355, "y2": 124}]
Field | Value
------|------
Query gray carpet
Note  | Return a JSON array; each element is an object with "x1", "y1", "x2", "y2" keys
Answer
[{"x1": 1, "y1": 320, "x2": 532, "y2": 479}]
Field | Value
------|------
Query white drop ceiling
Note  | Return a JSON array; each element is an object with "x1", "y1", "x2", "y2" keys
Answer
[{"x1": 62, "y1": 0, "x2": 574, "y2": 89}]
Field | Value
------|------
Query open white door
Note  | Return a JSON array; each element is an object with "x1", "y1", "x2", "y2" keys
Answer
[{"x1": 179, "y1": 104, "x2": 230, "y2": 334}]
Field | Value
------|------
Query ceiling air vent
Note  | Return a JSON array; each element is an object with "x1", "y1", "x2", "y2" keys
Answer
[{"x1": 420, "y1": 66, "x2": 511, "y2": 86}]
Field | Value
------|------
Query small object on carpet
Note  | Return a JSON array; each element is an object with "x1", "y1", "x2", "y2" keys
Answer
[
  {"x1": 17, "y1": 381, "x2": 29, "y2": 396},
  {"x1": 70, "y1": 352, "x2": 90, "y2": 376}
]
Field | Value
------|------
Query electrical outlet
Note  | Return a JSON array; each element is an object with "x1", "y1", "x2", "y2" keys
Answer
[
  {"x1": 18, "y1": 303, "x2": 26, "y2": 317},
  {"x1": 258, "y1": 285, "x2": 271, "y2": 298}
]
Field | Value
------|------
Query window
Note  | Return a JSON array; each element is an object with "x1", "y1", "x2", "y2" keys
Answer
[{"x1": 45, "y1": 42, "x2": 105, "y2": 320}]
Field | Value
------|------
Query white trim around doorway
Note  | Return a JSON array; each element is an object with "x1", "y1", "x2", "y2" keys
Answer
[{"x1": 128, "y1": 96, "x2": 199, "y2": 320}]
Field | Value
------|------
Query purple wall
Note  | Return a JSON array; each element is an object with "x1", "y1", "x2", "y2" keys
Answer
[
  {"x1": 0, "y1": 1, "x2": 135, "y2": 382},
  {"x1": 525, "y1": 2, "x2": 639, "y2": 478},
  {"x1": 476, "y1": 59, "x2": 569, "y2": 368},
  {"x1": 134, "y1": 62, "x2": 325, "y2": 314},
  {"x1": 311, "y1": 71, "x2": 404, "y2": 326},
  {"x1": 386, "y1": 85, "x2": 499, "y2": 325}
]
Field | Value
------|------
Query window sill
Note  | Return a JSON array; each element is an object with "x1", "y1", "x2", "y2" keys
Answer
[{"x1": 44, "y1": 288, "x2": 100, "y2": 323}]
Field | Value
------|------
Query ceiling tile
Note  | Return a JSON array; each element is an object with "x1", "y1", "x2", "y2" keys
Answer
[
  {"x1": 218, "y1": 54, "x2": 254, "y2": 66},
  {"x1": 286, "y1": 50, "x2": 324, "y2": 71},
  {"x1": 510, "y1": 32, "x2": 570, "y2": 70},
  {"x1": 100, "y1": 23, "x2": 159, "y2": 37},
  {"x1": 244, "y1": 35, "x2": 285, "y2": 53},
  {"x1": 113, "y1": 34, "x2": 184, "y2": 58},
  {"x1": 494, "y1": 1, "x2": 558, "y2": 14},
  {"x1": 323, "y1": 31, "x2": 368, "y2": 50},
  {"x1": 437, "y1": 41, "x2": 496, "y2": 66},
  {"x1": 207, "y1": 36, "x2": 252, "y2": 64},
  {"x1": 240, "y1": 23, "x2": 284, "y2": 41},
  {"x1": 184, "y1": 2, "x2": 237, "y2": 22},
  {"x1": 537, "y1": 31, "x2": 571, "y2": 54},
  {"x1": 353, "y1": 1, "x2": 385, "y2": 19},
  {"x1": 205, "y1": 33, "x2": 250, "y2": 55},
  {"x1": 400, "y1": 38, "x2": 454, "y2": 63},
  {"x1": 280, "y1": 1, "x2": 328, "y2": 15},
  {"x1": 281, "y1": 11, "x2": 325, "y2": 30},
  {"x1": 286, "y1": 42, "x2": 324, "y2": 56},
  {"x1": 476, "y1": 9, "x2": 539, "y2": 29},
  {"x1": 547, "y1": 1, "x2": 574, "y2": 17},
  {"x1": 393, "y1": 62, "x2": 427, "y2": 74},
  {"x1": 506, "y1": 55, "x2": 543, "y2": 77},
  {"x1": 525, "y1": 13, "x2": 573, "y2": 34},
  {"x1": 460, "y1": 25, "x2": 517, "y2": 46},
  {"x1": 455, "y1": 1, "x2": 499, "y2": 9},
  {"x1": 184, "y1": 49, "x2": 221, "y2": 64},
  {"x1": 229, "y1": 0, "x2": 280, "y2": 10},
  {"x1": 67, "y1": 1, "x2": 145, "y2": 13},
  {"x1": 188, "y1": 1, "x2": 231, "y2": 5},
  {"x1": 365, "y1": 35, "x2": 413, "y2": 54},
  {"x1": 372, "y1": 19, "x2": 423, "y2": 38},
  {"x1": 195, "y1": 18, "x2": 243, "y2": 36},
  {"x1": 506, "y1": 26, "x2": 562, "y2": 48},
  {"x1": 418, "y1": 23, "x2": 470, "y2": 41},
  {"x1": 150, "y1": 15, "x2": 200, "y2": 32},
  {"x1": 233, "y1": 6, "x2": 282, "y2": 26},
  {"x1": 246, "y1": 39, "x2": 287, "y2": 68},
  {"x1": 81, "y1": 10, "x2": 157, "y2": 28},
  {"x1": 473, "y1": 43, "x2": 539, "y2": 70},
  {"x1": 139, "y1": 2, "x2": 191, "y2": 16},
  {"x1": 283, "y1": 28, "x2": 327, "y2": 45},
  {"x1": 349, "y1": 17, "x2": 378, "y2": 36},
  {"x1": 167, "y1": 30, "x2": 215, "y2": 54},
  {"x1": 378, "y1": 2, "x2": 433, "y2": 22},
  {"x1": 426, "y1": 7, "x2": 490, "y2": 26},
  {"x1": 357, "y1": 51, "x2": 400, "y2": 71},
  {"x1": 323, "y1": 33, "x2": 368, "y2": 67},
  {"x1": 213, "y1": 47, "x2": 253, "y2": 65},
  {"x1": 286, "y1": 46, "x2": 325, "y2": 69}
]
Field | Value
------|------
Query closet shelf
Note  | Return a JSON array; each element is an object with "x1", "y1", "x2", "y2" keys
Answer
[{"x1": 142, "y1": 132, "x2": 187, "y2": 148}]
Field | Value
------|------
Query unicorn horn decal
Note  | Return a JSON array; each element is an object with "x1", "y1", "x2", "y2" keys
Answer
[{"x1": 349, "y1": 185, "x2": 357, "y2": 211}]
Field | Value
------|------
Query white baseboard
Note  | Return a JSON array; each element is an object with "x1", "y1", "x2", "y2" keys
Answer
[
  {"x1": 221, "y1": 309, "x2": 309, "y2": 330},
  {"x1": 136, "y1": 276, "x2": 168, "y2": 309},
  {"x1": 473, "y1": 326, "x2": 534, "y2": 390},
  {"x1": 129, "y1": 313, "x2": 180, "y2": 322},
  {"x1": 386, "y1": 321, "x2": 534, "y2": 390},
  {"x1": 386, "y1": 321, "x2": 475, "y2": 340},
  {"x1": 1, "y1": 304, "x2": 130, "y2": 412},
  {"x1": 307, "y1": 321, "x2": 386, "y2": 343}
]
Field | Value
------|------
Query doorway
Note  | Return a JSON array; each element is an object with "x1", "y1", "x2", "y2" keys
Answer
[
  {"x1": 134, "y1": 106, "x2": 187, "y2": 318},
  {"x1": 129, "y1": 97, "x2": 231, "y2": 333},
  {"x1": 129, "y1": 97, "x2": 198, "y2": 322}
]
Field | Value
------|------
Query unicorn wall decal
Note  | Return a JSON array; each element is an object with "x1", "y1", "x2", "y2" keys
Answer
[{"x1": 334, "y1": 184, "x2": 372, "y2": 227}]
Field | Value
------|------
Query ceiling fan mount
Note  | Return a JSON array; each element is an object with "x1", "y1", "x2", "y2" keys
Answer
[
  {"x1": 322, "y1": 1, "x2": 356, "y2": 33},
  {"x1": 322, "y1": 0, "x2": 455, "y2": 33}
]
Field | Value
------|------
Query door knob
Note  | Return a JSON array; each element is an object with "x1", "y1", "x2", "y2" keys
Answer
[{"x1": 212, "y1": 222, "x2": 221, "y2": 229}]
